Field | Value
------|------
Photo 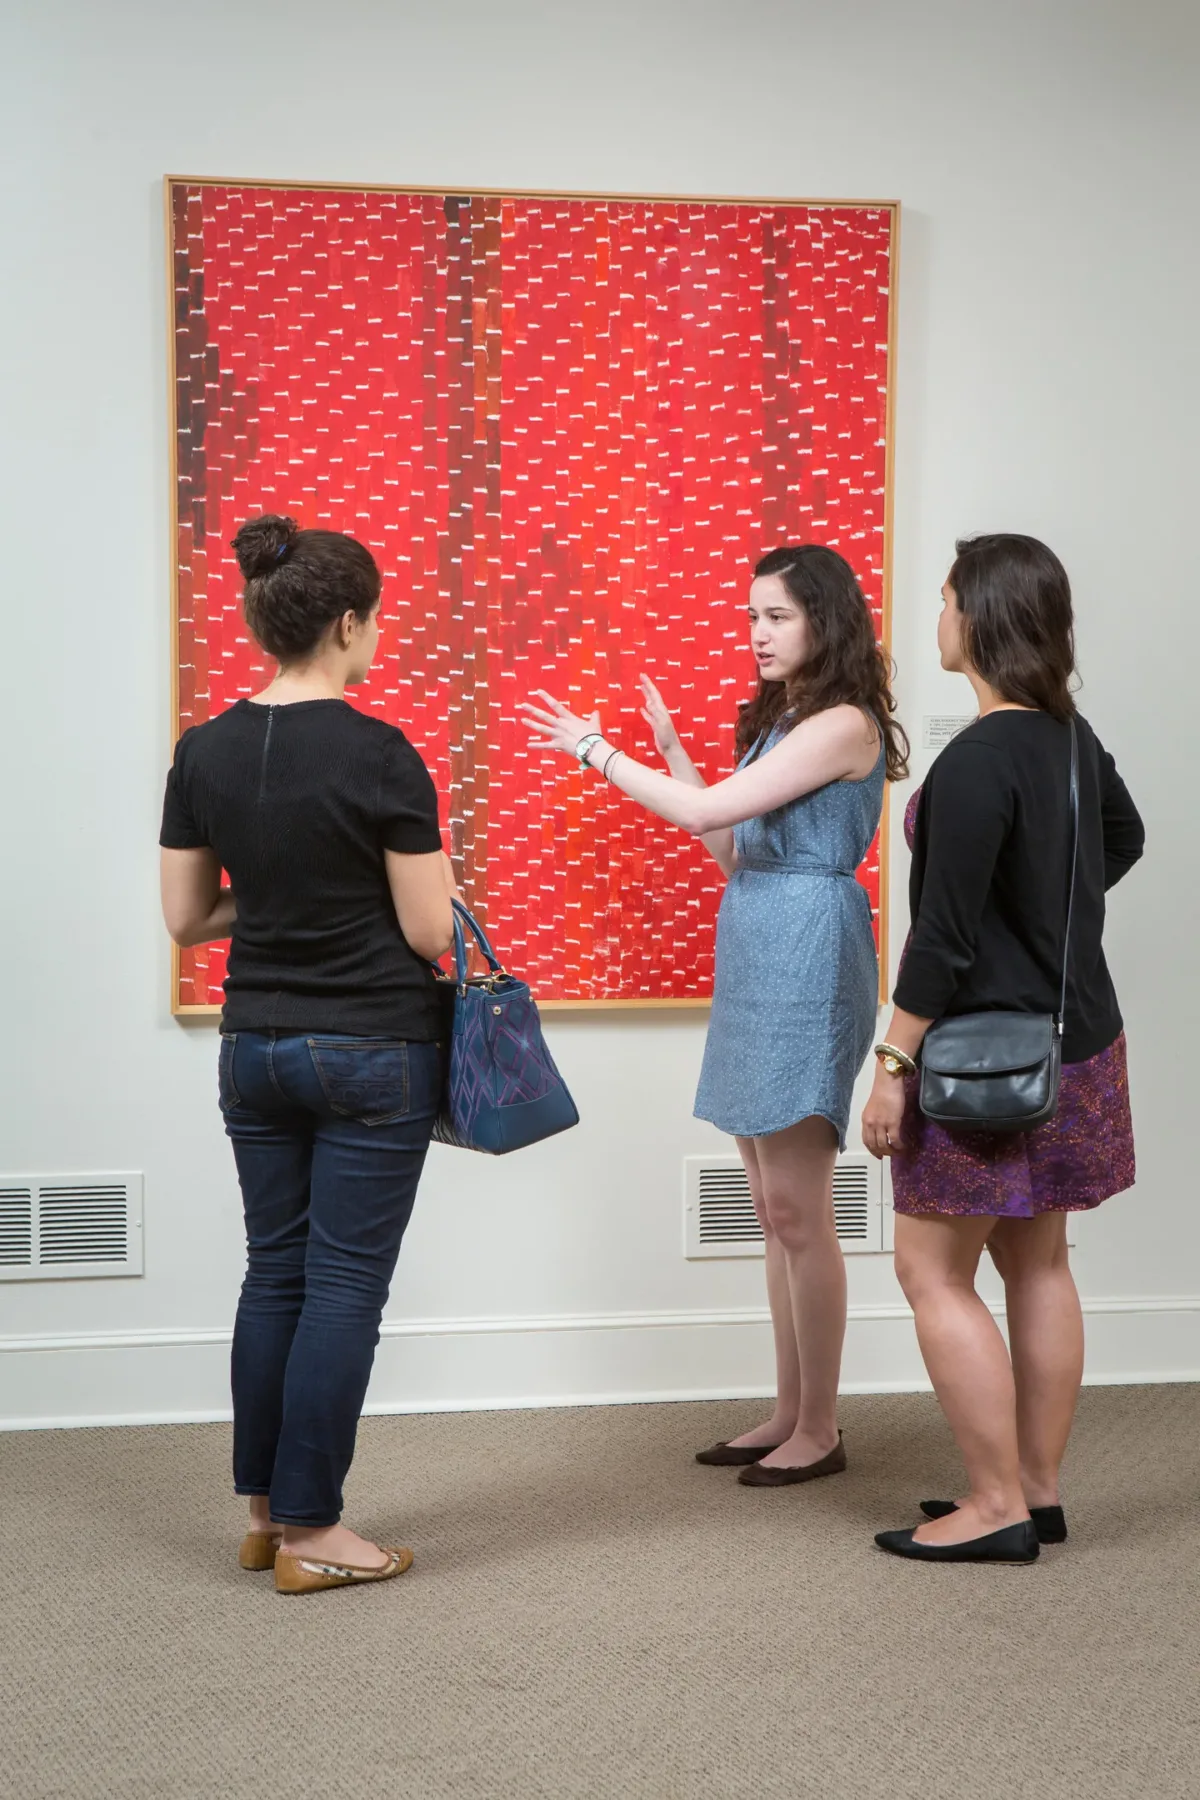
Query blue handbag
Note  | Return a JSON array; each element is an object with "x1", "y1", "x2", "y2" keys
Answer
[{"x1": 430, "y1": 900, "x2": 580, "y2": 1154}]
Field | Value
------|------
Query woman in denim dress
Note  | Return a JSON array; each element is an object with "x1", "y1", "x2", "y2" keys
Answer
[{"x1": 524, "y1": 546, "x2": 909, "y2": 1485}]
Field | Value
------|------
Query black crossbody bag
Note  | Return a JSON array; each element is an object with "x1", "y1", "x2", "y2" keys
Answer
[{"x1": 918, "y1": 718, "x2": 1080, "y2": 1133}]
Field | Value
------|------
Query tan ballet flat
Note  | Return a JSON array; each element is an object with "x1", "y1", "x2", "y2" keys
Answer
[
  {"x1": 274, "y1": 1545, "x2": 414, "y2": 1595},
  {"x1": 238, "y1": 1529, "x2": 282, "y2": 1571}
]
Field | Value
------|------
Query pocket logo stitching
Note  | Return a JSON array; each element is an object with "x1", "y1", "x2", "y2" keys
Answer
[{"x1": 307, "y1": 1041, "x2": 411, "y2": 1126}]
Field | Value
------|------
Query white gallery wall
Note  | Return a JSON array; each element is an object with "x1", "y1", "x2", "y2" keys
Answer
[{"x1": 1, "y1": 0, "x2": 1197, "y2": 1428}]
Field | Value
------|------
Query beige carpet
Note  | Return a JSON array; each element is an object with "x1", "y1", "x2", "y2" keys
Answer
[{"x1": 2, "y1": 1387, "x2": 1198, "y2": 1800}]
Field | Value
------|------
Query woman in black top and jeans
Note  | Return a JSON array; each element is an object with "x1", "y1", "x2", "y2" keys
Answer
[
  {"x1": 160, "y1": 515, "x2": 454, "y2": 1595},
  {"x1": 861, "y1": 535, "x2": 1144, "y2": 1563}
]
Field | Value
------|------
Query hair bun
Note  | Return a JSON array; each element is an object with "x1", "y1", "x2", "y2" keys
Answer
[{"x1": 232, "y1": 514, "x2": 298, "y2": 580}]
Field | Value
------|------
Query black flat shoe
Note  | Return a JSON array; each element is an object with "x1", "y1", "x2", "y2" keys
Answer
[
  {"x1": 875, "y1": 1519, "x2": 1039, "y2": 1563},
  {"x1": 920, "y1": 1499, "x2": 1067, "y2": 1544},
  {"x1": 694, "y1": 1440, "x2": 782, "y2": 1467}
]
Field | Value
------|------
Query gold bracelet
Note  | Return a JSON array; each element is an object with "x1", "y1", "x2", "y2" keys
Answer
[{"x1": 874, "y1": 1042, "x2": 918, "y2": 1078}]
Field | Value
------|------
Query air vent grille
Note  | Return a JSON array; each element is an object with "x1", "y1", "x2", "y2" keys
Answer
[
  {"x1": 832, "y1": 1161, "x2": 871, "y2": 1241},
  {"x1": 695, "y1": 1166, "x2": 762, "y2": 1244},
  {"x1": 685, "y1": 1154, "x2": 882, "y2": 1258},
  {"x1": 39, "y1": 1186, "x2": 129, "y2": 1264},
  {"x1": 0, "y1": 1174, "x2": 143, "y2": 1281},
  {"x1": 0, "y1": 1187, "x2": 34, "y2": 1267}
]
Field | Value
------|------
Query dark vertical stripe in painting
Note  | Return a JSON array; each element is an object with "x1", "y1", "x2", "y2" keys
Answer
[
  {"x1": 174, "y1": 182, "x2": 208, "y2": 732},
  {"x1": 441, "y1": 196, "x2": 484, "y2": 908}
]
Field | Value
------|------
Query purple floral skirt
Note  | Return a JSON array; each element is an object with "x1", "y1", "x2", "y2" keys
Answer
[{"x1": 890, "y1": 1032, "x2": 1135, "y2": 1218}]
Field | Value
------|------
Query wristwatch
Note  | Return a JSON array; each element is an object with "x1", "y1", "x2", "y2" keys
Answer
[
  {"x1": 574, "y1": 733, "x2": 604, "y2": 766},
  {"x1": 874, "y1": 1042, "x2": 918, "y2": 1078}
]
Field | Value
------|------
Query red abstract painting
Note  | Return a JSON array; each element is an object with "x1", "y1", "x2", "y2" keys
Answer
[{"x1": 169, "y1": 181, "x2": 897, "y2": 1010}]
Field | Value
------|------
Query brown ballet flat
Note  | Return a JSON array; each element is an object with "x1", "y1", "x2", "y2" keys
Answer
[
  {"x1": 695, "y1": 1440, "x2": 782, "y2": 1467},
  {"x1": 737, "y1": 1432, "x2": 847, "y2": 1486},
  {"x1": 238, "y1": 1529, "x2": 282, "y2": 1571},
  {"x1": 274, "y1": 1545, "x2": 414, "y2": 1595}
]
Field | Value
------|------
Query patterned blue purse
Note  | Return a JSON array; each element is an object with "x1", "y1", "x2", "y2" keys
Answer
[{"x1": 430, "y1": 900, "x2": 580, "y2": 1154}]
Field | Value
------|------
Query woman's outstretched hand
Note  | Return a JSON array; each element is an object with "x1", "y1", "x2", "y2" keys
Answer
[
  {"x1": 639, "y1": 676, "x2": 681, "y2": 762},
  {"x1": 519, "y1": 692, "x2": 603, "y2": 758}
]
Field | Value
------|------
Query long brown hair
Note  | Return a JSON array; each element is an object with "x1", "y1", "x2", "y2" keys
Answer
[
  {"x1": 735, "y1": 545, "x2": 909, "y2": 781},
  {"x1": 948, "y1": 534, "x2": 1077, "y2": 720}
]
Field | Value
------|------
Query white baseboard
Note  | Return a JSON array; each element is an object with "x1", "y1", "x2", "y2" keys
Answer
[{"x1": 1, "y1": 1297, "x2": 1198, "y2": 1431}]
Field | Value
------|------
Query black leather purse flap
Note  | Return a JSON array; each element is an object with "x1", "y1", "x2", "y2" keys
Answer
[{"x1": 921, "y1": 1012, "x2": 1057, "y2": 1077}]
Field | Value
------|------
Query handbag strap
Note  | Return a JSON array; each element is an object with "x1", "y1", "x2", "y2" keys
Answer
[
  {"x1": 449, "y1": 898, "x2": 505, "y2": 992},
  {"x1": 1057, "y1": 717, "x2": 1081, "y2": 1033}
]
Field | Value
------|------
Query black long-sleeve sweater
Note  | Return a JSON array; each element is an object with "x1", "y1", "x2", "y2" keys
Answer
[{"x1": 892, "y1": 710, "x2": 1144, "y2": 1064}]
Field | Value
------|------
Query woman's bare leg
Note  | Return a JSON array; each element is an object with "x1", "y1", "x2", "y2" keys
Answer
[
  {"x1": 893, "y1": 1212, "x2": 1030, "y2": 1544},
  {"x1": 724, "y1": 1136, "x2": 801, "y2": 1448},
  {"x1": 752, "y1": 1117, "x2": 845, "y2": 1469},
  {"x1": 988, "y1": 1213, "x2": 1083, "y2": 1508},
  {"x1": 247, "y1": 1496, "x2": 280, "y2": 1532}
]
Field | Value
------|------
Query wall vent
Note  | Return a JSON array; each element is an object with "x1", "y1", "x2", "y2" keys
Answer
[
  {"x1": 0, "y1": 1174, "x2": 143, "y2": 1281},
  {"x1": 684, "y1": 1154, "x2": 882, "y2": 1258}
]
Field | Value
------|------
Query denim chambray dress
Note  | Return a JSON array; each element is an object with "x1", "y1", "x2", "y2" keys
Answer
[{"x1": 693, "y1": 726, "x2": 884, "y2": 1148}]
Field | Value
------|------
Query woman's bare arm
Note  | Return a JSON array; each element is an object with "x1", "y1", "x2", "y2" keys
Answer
[
  {"x1": 160, "y1": 847, "x2": 236, "y2": 947},
  {"x1": 661, "y1": 743, "x2": 737, "y2": 875},
  {"x1": 384, "y1": 849, "x2": 456, "y2": 961},
  {"x1": 521, "y1": 696, "x2": 877, "y2": 838}
]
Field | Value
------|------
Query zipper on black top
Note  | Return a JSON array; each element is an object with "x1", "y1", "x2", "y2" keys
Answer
[{"x1": 258, "y1": 706, "x2": 276, "y2": 803}]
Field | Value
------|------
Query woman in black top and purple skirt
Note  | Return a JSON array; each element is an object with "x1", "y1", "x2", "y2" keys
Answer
[
  {"x1": 160, "y1": 515, "x2": 456, "y2": 1595},
  {"x1": 861, "y1": 534, "x2": 1144, "y2": 1563}
]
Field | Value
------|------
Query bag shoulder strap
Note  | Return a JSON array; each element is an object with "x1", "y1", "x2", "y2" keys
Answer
[{"x1": 1058, "y1": 717, "x2": 1081, "y2": 1032}]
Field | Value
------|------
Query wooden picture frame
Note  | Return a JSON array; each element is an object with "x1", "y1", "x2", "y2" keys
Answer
[{"x1": 166, "y1": 179, "x2": 899, "y2": 1015}]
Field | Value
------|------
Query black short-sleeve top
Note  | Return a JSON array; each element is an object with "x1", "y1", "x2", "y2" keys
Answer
[{"x1": 160, "y1": 698, "x2": 444, "y2": 1038}]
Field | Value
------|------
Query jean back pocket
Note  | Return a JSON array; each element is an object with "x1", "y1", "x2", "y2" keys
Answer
[{"x1": 307, "y1": 1038, "x2": 411, "y2": 1126}]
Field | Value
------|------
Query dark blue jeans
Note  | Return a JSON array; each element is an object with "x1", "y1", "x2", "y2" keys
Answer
[{"x1": 219, "y1": 1030, "x2": 442, "y2": 1527}]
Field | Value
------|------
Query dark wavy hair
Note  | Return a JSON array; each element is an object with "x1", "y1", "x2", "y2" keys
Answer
[
  {"x1": 231, "y1": 514, "x2": 381, "y2": 662},
  {"x1": 947, "y1": 534, "x2": 1076, "y2": 720},
  {"x1": 735, "y1": 545, "x2": 909, "y2": 781}
]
